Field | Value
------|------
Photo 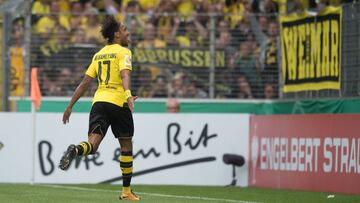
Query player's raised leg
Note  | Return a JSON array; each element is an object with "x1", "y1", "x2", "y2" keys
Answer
[{"x1": 59, "y1": 133, "x2": 103, "y2": 170}]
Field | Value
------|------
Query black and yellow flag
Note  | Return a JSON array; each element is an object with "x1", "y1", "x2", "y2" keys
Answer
[{"x1": 280, "y1": 6, "x2": 342, "y2": 92}]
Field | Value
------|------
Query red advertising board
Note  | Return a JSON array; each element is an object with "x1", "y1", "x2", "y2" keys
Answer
[{"x1": 249, "y1": 114, "x2": 360, "y2": 194}]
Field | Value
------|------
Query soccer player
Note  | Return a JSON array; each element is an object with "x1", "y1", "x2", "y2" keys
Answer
[{"x1": 59, "y1": 15, "x2": 140, "y2": 201}]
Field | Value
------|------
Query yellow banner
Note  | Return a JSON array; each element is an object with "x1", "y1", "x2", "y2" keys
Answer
[
  {"x1": 280, "y1": 6, "x2": 342, "y2": 92},
  {"x1": 133, "y1": 48, "x2": 226, "y2": 68}
]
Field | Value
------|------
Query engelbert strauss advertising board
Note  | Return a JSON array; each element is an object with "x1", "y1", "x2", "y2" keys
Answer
[
  {"x1": 249, "y1": 114, "x2": 360, "y2": 194},
  {"x1": 0, "y1": 113, "x2": 249, "y2": 186}
]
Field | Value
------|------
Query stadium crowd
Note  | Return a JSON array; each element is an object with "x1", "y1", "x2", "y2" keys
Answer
[{"x1": 9, "y1": 0, "x2": 350, "y2": 99}]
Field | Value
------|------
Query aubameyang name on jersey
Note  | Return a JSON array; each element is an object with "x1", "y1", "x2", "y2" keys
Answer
[{"x1": 94, "y1": 53, "x2": 117, "y2": 60}]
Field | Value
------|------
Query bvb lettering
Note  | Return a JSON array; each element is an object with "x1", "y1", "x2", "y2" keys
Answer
[{"x1": 133, "y1": 48, "x2": 225, "y2": 68}]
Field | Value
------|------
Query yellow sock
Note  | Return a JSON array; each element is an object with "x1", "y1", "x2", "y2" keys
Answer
[
  {"x1": 77, "y1": 141, "x2": 93, "y2": 155},
  {"x1": 122, "y1": 186, "x2": 131, "y2": 193},
  {"x1": 119, "y1": 151, "x2": 133, "y2": 189}
]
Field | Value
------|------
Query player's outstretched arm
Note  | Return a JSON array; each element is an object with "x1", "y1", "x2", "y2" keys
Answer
[{"x1": 63, "y1": 75, "x2": 93, "y2": 124}]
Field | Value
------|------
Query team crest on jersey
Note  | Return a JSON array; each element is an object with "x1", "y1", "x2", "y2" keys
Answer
[{"x1": 125, "y1": 54, "x2": 131, "y2": 66}]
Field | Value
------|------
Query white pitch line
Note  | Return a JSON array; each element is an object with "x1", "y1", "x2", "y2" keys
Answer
[{"x1": 39, "y1": 184, "x2": 261, "y2": 203}]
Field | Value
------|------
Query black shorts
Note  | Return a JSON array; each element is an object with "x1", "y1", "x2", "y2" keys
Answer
[{"x1": 88, "y1": 102, "x2": 134, "y2": 138}]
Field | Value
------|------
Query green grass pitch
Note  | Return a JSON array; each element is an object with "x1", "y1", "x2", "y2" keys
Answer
[{"x1": 0, "y1": 184, "x2": 359, "y2": 203}]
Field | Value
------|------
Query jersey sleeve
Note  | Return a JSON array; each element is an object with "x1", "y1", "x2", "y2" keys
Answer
[
  {"x1": 117, "y1": 48, "x2": 132, "y2": 71},
  {"x1": 85, "y1": 60, "x2": 97, "y2": 78}
]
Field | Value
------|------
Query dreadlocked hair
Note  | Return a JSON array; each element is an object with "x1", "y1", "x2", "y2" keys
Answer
[{"x1": 101, "y1": 15, "x2": 120, "y2": 43}]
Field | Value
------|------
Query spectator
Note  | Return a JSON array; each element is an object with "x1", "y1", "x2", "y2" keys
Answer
[
  {"x1": 215, "y1": 28, "x2": 236, "y2": 97},
  {"x1": 122, "y1": 1, "x2": 147, "y2": 30},
  {"x1": 233, "y1": 40, "x2": 262, "y2": 97},
  {"x1": 262, "y1": 21, "x2": 279, "y2": 86},
  {"x1": 34, "y1": 0, "x2": 71, "y2": 35},
  {"x1": 285, "y1": 0, "x2": 309, "y2": 13},
  {"x1": 250, "y1": 13, "x2": 280, "y2": 97},
  {"x1": 138, "y1": 0, "x2": 161, "y2": 11},
  {"x1": 137, "y1": 23, "x2": 166, "y2": 48},
  {"x1": 217, "y1": 20, "x2": 239, "y2": 65},
  {"x1": 149, "y1": 75, "x2": 169, "y2": 98},
  {"x1": 83, "y1": 1, "x2": 98, "y2": 13},
  {"x1": 69, "y1": 1, "x2": 87, "y2": 31},
  {"x1": 127, "y1": 18, "x2": 144, "y2": 44},
  {"x1": 10, "y1": 19, "x2": 25, "y2": 96},
  {"x1": 104, "y1": 0, "x2": 119, "y2": 16},
  {"x1": 152, "y1": 0, "x2": 176, "y2": 43},
  {"x1": 216, "y1": 30, "x2": 233, "y2": 49},
  {"x1": 233, "y1": 74, "x2": 253, "y2": 99},
  {"x1": 183, "y1": 81, "x2": 208, "y2": 98},
  {"x1": 215, "y1": 68, "x2": 233, "y2": 99},
  {"x1": 258, "y1": 16, "x2": 269, "y2": 34},
  {"x1": 218, "y1": 20, "x2": 230, "y2": 35},
  {"x1": 135, "y1": 68, "x2": 153, "y2": 98},
  {"x1": 71, "y1": 28, "x2": 87, "y2": 44},
  {"x1": 72, "y1": 59, "x2": 87, "y2": 85},
  {"x1": 169, "y1": 72, "x2": 185, "y2": 98},
  {"x1": 230, "y1": 10, "x2": 252, "y2": 47},
  {"x1": 82, "y1": 8, "x2": 105, "y2": 44},
  {"x1": 252, "y1": 0, "x2": 278, "y2": 14},
  {"x1": 31, "y1": 0, "x2": 50, "y2": 23},
  {"x1": 207, "y1": 0, "x2": 225, "y2": 15},
  {"x1": 42, "y1": 72, "x2": 63, "y2": 96},
  {"x1": 224, "y1": 0, "x2": 245, "y2": 29},
  {"x1": 177, "y1": 0, "x2": 193, "y2": 16},
  {"x1": 173, "y1": 13, "x2": 208, "y2": 47},
  {"x1": 57, "y1": 67, "x2": 74, "y2": 96},
  {"x1": 59, "y1": 0, "x2": 71, "y2": 13},
  {"x1": 263, "y1": 83, "x2": 276, "y2": 99},
  {"x1": 32, "y1": 0, "x2": 50, "y2": 14},
  {"x1": 167, "y1": 98, "x2": 180, "y2": 113},
  {"x1": 192, "y1": 0, "x2": 210, "y2": 25},
  {"x1": 137, "y1": 23, "x2": 167, "y2": 80},
  {"x1": 40, "y1": 25, "x2": 70, "y2": 57}
]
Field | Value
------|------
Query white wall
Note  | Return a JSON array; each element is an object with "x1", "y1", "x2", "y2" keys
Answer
[
  {"x1": 0, "y1": 113, "x2": 33, "y2": 183},
  {"x1": 0, "y1": 113, "x2": 249, "y2": 186}
]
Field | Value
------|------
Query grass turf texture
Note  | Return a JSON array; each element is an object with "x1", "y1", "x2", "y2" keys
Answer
[{"x1": 0, "y1": 184, "x2": 359, "y2": 203}]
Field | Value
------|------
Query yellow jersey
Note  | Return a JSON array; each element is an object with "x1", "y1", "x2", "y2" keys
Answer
[
  {"x1": 86, "y1": 44, "x2": 132, "y2": 107},
  {"x1": 10, "y1": 47, "x2": 25, "y2": 96}
]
